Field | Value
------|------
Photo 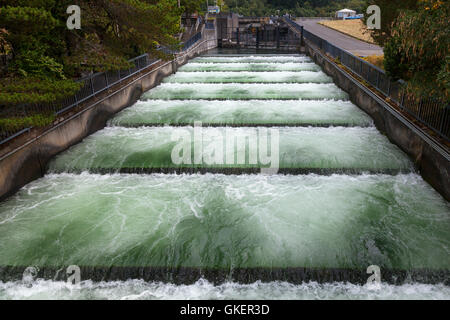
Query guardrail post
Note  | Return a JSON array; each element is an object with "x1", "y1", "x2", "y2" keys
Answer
[
  {"x1": 90, "y1": 77, "x2": 95, "y2": 94},
  {"x1": 400, "y1": 91, "x2": 405, "y2": 109},
  {"x1": 300, "y1": 26, "x2": 304, "y2": 46},
  {"x1": 256, "y1": 27, "x2": 260, "y2": 48},
  {"x1": 439, "y1": 106, "x2": 447, "y2": 134},
  {"x1": 418, "y1": 99, "x2": 423, "y2": 118},
  {"x1": 276, "y1": 26, "x2": 280, "y2": 49}
]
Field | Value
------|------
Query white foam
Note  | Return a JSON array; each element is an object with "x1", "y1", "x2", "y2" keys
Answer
[
  {"x1": 163, "y1": 71, "x2": 333, "y2": 83},
  {"x1": 1, "y1": 279, "x2": 449, "y2": 300},
  {"x1": 192, "y1": 55, "x2": 312, "y2": 63}
]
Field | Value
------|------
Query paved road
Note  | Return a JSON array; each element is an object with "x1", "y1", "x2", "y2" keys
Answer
[{"x1": 296, "y1": 19, "x2": 383, "y2": 56}]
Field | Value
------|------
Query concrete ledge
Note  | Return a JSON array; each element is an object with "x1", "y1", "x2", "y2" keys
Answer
[
  {"x1": 1, "y1": 265, "x2": 448, "y2": 285},
  {"x1": 305, "y1": 42, "x2": 450, "y2": 201},
  {"x1": 0, "y1": 38, "x2": 217, "y2": 201}
]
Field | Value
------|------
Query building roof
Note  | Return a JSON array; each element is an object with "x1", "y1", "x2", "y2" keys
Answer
[{"x1": 336, "y1": 8, "x2": 356, "y2": 13}]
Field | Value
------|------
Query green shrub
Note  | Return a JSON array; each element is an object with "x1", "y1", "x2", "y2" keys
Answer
[
  {"x1": 0, "y1": 113, "x2": 55, "y2": 131},
  {"x1": 0, "y1": 77, "x2": 82, "y2": 105},
  {"x1": 12, "y1": 51, "x2": 66, "y2": 79}
]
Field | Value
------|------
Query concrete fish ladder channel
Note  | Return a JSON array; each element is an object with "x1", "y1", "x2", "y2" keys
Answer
[
  {"x1": 0, "y1": 53, "x2": 448, "y2": 296},
  {"x1": 47, "y1": 126, "x2": 413, "y2": 174}
]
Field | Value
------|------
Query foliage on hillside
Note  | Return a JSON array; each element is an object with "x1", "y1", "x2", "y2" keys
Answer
[
  {"x1": 224, "y1": 0, "x2": 367, "y2": 17},
  {"x1": 364, "y1": 0, "x2": 418, "y2": 46},
  {"x1": 0, "y1": 0, "x2": 191, "y2": 130},
  {"x1": 384, "y1": 0, "x2": 449, "y2": 102}
]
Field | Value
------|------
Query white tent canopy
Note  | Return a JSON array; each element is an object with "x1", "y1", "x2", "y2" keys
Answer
[
  {"x1": 337, "y1": 9, "x2": 357, "y2": 13},
  {"x1": 336, "y1": 8, "x2": 357, "y2": 18}
]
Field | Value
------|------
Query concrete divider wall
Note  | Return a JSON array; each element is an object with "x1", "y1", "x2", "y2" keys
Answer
[
  {"x1": 0, "y1": 37, "x2": 217, "y2": 201},
  {"x1": 305, "y1": 43, "x2": 449, "y2": 201}
]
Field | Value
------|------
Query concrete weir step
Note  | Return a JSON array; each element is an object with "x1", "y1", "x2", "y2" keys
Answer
[
  {"x1": 142, "y1": 83, "x2": 349, "y2": 100},
  {"x1": 178, "y1": 62, "x2": 321, "y2": 72},
  {"x1": 191, "y1": 55, "x2": 312, "y2": 64},
  {"x1": 109, "y1": 100, "x2": 373, "y2": 128},
  {"x1": 163, "y1": 71, "x2": 333, "y2": 84},
  {"x1": 1, "y1": 266, "x2": 448, "y2": 285},
  {"x1": 0, "y1": 173, "x2": 448, "y2": 284},
  {"x1": 48, "y1": 127, "x2": 413, "y2": 173}
]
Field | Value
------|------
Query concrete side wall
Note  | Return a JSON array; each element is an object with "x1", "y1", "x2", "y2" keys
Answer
[
  {"x1": 0, "y1": 38, "x2": 217, "y2": 201},
  {"x1": 305, "y1": 43, "x2": 450, "y2": 201}
]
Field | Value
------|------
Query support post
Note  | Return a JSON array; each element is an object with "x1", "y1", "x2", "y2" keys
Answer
[
  {"x1": 418, "y1": 99, "x2": 423, "y2": 118},
  {"x1": 90, "y1": 77, "x2": 95, "y2": 95},
  {"x1": 400, "y1": 91, "x2": 405, "y2": 109},
  {"x1": 236, "y1": 27, "x2": 240, "y2": 46},
  {"x1": 256, "y1": 27, "x2": 260, "y2": 49},
  {"x1": 438, "y1": 105, "x2": 447, "y2": 134},
  {"x1": 300, "y1": 25, "x2": 304, "y2": 46},
  {"x1": 276, "y1": 27, "x2": 280, "y2": 49}
]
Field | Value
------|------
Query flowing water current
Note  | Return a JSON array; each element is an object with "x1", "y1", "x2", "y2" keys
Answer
[{"x1": 0, "y1": 52, "x2": 448, "y2": 300}]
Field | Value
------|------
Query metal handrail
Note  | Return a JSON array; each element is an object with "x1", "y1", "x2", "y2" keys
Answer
[
  {"x1": 0, "y1": 31, "x2": 204, "y2": 146},
  {"x1": 284, "y1": 17, "x2": 449, "y2": 141}
]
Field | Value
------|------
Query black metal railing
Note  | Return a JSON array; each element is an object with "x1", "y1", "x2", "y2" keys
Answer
[
  {"x1": 182, "y1": 31, "x2": 202, "y2": 51},
  {"x1": 284, "y1": 17, "x2": 449, "y2": 141},
  {"x1": 0, "y1": 32, "x2": 204, "y2": 146},
  {"x1": 218, "y1": 26, "x2": 301, "y2": 49}
]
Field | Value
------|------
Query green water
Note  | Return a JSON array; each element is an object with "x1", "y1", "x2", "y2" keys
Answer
[
  {"x1": 0, "y1": 52, "x2": 448, "y2": 299},
  {"x1": 143, "y1": 83, "x2": 348, "y2": 100},
  {"x1": 109, "y1": 100, "x2": 372, "y2": 127},
  {"x1": 48, "y1": 127, "x2": 412, "y2": 172},
  {"x1": 0, "y1": 173, "x2": 448, "y2": 269},
  {"x1": 163, "y1": 71, "x2": 333, "y2": 83}
]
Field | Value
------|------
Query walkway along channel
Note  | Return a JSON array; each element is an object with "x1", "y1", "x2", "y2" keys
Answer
[
  {"x1": 0, "y1": 49, "x2": 449, "y2": 291},
  {"x1": 284, "y1": 17, "x2": 449, "y2": 201}
]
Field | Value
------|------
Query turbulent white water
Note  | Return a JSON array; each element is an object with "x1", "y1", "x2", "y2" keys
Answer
[
  {"x1": 178, "y1": 62, "x2": 321, "y2": 72},
  {"x1": 109, "y1": 99, "x2": 373, "y2": 127},
  {"x1": 1, "y1": 52, "x2": 449, "y2": 300},
  {"x1": 192, "y1": 55, "x2": 312, "y2": 64},
  {"x1": 142, "y1": 83, "x2": 349, "y2": 100},
  {"x1": 1, "y1": 279, "x2": 449, "y2": 300},
  {"x1": 47, "y1": 126, "x2": 412, "y2": 172},
  {"x1": 0, "y1": 173, "x2": 448, "y2": 269},
  {"x1": 163, "y1": 71, "x2": 333, "y2": 83}
]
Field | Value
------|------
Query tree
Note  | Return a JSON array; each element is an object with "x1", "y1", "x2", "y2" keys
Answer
[
  {"x1": 364, "y1": 0, "x2": 418, "y2": 46},
  {"x1": 225, "y1": 0, "x2": 368, "y2": 17},
  {"x1": 0, "y1": 0, "x2": 185, "y2": 129},
  {"x1": 64, "y1": 0, "x2": 182, "y2": 74},
  {"x1": 384, "y1": 0, "x2": 449, "y2": 101},
  {"x1": 0, "y1": 28, "x2": 10, "y2": 55},
  {"x1": 181, "y1": 0, "x2": 204, "y2": 16}
]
